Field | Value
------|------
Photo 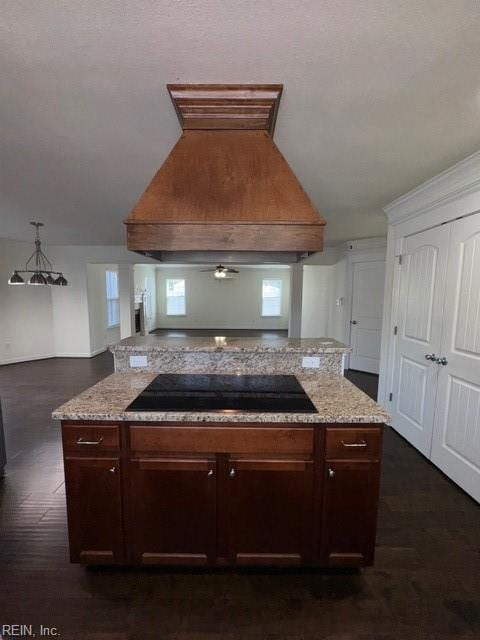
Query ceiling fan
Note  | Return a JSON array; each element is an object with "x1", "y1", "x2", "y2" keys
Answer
[{"x1": 200, "y1": 265, "x2": 239, "y2": 279}]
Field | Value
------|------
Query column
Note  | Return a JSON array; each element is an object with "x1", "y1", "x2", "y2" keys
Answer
[{"x1": 118, "y1": 264, "x2": 135, "y2": 339}]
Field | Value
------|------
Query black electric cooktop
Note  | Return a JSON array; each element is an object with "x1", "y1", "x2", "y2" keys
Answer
[{"x1": 126, "y1": 374, "x2": 317, "y2": 414}]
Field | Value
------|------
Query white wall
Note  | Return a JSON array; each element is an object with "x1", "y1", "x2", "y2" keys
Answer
[
  {"x1": 155, "y1": 267, "x2": 290, "y2": 330},
  {"x1": 0, "y1": 238, "x2": 55, "y2": 364},
  {"x1": 301, "y1": 265, "x2": 333, "y2": 338},
  {"x1": 49, "y1": 245, "x2": 156, "y2": 357},
  {"x1": 327, "y1": 257, "x2": 348, "y2": 343},
  {"x1": 134, "y1": 264, "x2": 158, "y2": 332},
  {"x1": 87, "y1": 264, "x2": 121, "y2": 355}
]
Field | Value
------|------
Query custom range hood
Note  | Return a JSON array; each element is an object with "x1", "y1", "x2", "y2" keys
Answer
[{"x1": 125, "y1": 84, "x2": 325, "y2": 264}]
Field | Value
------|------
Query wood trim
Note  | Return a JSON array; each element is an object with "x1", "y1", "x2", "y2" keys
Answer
[
  {"x1": 235, "y1": 553, "x2": 302, "y2": 566},
  {"x1": 231, "y1": 459, "x2": 310, "y2": 472},
  {"x1": 129, "y1": 426, "x2": 314, "y2": 455},
  {"x1": 135, "y1": 458, "x2": 214, "y2": 471},
  {"x1": 167, "y1": 84, "x2": 283, "y2": 136},
  {"x1": 126, "y1": 222, "x2": 324, "y2": 252},
  {"x1": 140, "y1": 553, "x2": 208, "y2": 566}
]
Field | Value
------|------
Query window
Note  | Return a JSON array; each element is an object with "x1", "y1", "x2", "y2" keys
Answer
[
  {"x1": 166, "y1": 278, "x2": 186, "y2": 315},
  {"x1": 106, "y1": 270, "x2": 119, "y2": 327},
  {"x1": 262, "y1": 279, "x2": 282, "y2": 316},
  {"x1": 144, "y1": 276, "x2": 154, "y2": 319}
]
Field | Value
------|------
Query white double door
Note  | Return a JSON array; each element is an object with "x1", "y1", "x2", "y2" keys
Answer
[{"x1": 391, "y1": 214, "x2": 480, "y2": 502}]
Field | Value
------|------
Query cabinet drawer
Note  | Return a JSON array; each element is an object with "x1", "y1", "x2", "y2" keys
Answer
[
  {"x1": 62, "y1": 424, "x2": 120, "y2": 452},
  {"x1": 325, "y1": 427, "x2": 382, "y2": 460},
  {"x1": 130, "y1": 425, "x2": 313, "y2": 455}
]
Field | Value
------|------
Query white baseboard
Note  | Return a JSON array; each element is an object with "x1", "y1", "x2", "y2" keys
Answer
[
  {"x1": 54, "y1": 348, "x2": 107, "y2": 358},
  {"x1": 0, "y1": 353, "x2": 56, "y2": 365},
  {"x1": 0, "y1": 347, "x2": 107, "y2": 365}
]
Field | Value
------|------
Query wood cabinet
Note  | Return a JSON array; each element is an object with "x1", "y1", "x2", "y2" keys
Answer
[
  {"x1": 320, "y1": 426, "x2": 383, "y2": 566},
  {"x1": 127, "y1": 457, "x2": 216, "y2": 565},
  {"x1": 63, "y1": 456, "x2": 124, "y2": 564},
  {"x1": 227, "y1": 457, "x2": 313, "y2": 565},
  {"x1": 61, "y1": 422, "x2": 383, "y2": 568}
]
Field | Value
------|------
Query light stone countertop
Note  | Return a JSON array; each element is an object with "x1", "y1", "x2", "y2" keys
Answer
[
  {"x1": 110, "y1": 336, "x2": 351, "y2": 354},
  {"x1": 52, "y1": 371, "x2": 389, "y2": 424}
]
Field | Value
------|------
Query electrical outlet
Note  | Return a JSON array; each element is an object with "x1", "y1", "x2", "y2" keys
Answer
[
  {"x1": 302, "y1": 356, "x2": 320, "y2": 368},
  {"x1": 129, "y1": 355, "x2": 148, "y2": 368}
]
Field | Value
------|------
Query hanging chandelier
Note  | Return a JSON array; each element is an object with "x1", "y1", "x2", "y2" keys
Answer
[{"x1": 8, "y1": 222, "x2": 68, "y2": 286}]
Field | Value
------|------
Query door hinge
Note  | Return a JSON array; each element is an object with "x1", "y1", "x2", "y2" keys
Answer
[
  {"x1": 389, "y1": 392, "x2": 393, "y2": 402},
  {"x1": 393, "y1": 325, "x2": 398, "y2": 335},
  {"x1": 398, "y1": 255, "x2": 403, "y2": 265}
]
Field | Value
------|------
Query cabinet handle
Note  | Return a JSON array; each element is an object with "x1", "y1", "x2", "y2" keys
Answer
[
  {"x1": 425, "y1": 353, "x2": 436, "y2": 361},
  {"x1": 229, "y1": 468, "x2": 236, "y2": 478},
  {"x1": 328, "y1": 468, "x2": 335, "y2": 478},
  {"x1": 207, "y1": 469, "x2": 214, "y2": 478},
  {"x1": 341, "y1": 439, "x2": 367, "y2": 448},
  {"x1": 76, "y1": 437, "x2": 104, "y2": 446},
  {"x1": 109, "y1": 466, "x2": 116, "y2": 474},
  {"x1": 435, "y1": 356, "x2": 448, "y2": 366}
]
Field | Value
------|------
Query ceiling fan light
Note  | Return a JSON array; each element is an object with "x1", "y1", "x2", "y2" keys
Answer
[
  {"x1": 54, "y1": 274, "x2": 68, "y2": 286},
  {"x1": 8, "y1": 271, "x2": 25, "y2": 285},
  {"x1": 28, "y1": 272, "x2": 47, "y2": 285},
  {"x1": 46, "y1": 274, "x2": 56, "y2": 285}
]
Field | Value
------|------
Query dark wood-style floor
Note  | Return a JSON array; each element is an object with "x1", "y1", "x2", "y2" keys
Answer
[{"x1": 0, "y1": 353, "x2": 479, "y2": 639}]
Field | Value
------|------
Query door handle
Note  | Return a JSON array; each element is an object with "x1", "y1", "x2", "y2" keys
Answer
[
  {"x1": 435, "y1": 357, "x2": 448, "y2": 366},
  {"x1": 350, "y1": 320, "x2": 358, "y2": 325},
  {"x1": 108, "y1": 466, "x2": 116, "y2": 474},
  {"x1": 76, "y1": 437, "x2": 104, "y2": 445},
  {"x1": 425, "y1": 353, "x2": 436, "y2": 361},
  {"x1": 328, "y1": 468, "x2": 335, "y2": 478},
  {"x1": 341, "y1": 440, "x2": 367, "y2": 448},
  {"x1": 229, "y1": 468, "x2": 236, "y2": 478},
  {"x1": 207, "y1": 469, "x2": 214, "y2": 478}
]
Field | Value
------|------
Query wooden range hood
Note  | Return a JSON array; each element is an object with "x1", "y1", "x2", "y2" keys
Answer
[{"x1": 125, "y1": 84, "x2": 325, "y2": 263}]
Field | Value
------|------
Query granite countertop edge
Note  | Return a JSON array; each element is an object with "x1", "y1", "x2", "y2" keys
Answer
[
  {"x1": 51, "y1": 372, "x2": 390, "y2": 425},
  {"x1": 51, "y1": 411, "x2": 388, "y2": 424},
  {"x1": 109, "y1": 345, "x2": 352, "y2": 354}
]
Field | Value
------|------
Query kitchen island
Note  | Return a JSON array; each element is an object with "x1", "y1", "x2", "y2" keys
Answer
[{"x1": 52, "y1": 337, "x2": 388, "y2": 569}]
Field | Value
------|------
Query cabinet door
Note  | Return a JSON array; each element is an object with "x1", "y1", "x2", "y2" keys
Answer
[
  {"x1": 64, "y1": 456, "x2": 124, "y2": 564},
  {"x1": 321, "y1": 460, "x2": 380, "y2": 567},
  {"x1": 128, "y1": 457, "x2": 216, "y2": 565},
  {"x1": 227, "y1": 458, "x2": 313, "y2": 566}
]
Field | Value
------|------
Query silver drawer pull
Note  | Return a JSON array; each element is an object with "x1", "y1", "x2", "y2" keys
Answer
[
  {"x1": 76, "y1": 436, "x2": 104, "y2": 446},
  {"x1": 341, "y1": 440, "x2": 367, "y2": 448}
]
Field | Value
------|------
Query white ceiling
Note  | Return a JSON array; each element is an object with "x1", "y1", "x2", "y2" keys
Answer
[{"x1": 3, "y1": 1, "x2": 480, "y2": 247}]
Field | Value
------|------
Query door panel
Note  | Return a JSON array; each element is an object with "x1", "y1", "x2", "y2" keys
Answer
[
  {"x1": 431, "y1": 217, "x2": 480, "y2": 502},
  {"x1": 350, "y1": 261, "x2": 385, "y2": 373},
  {"x1": 64, "y1": 456, "x2": 124, "y2": 564},
  {"x1": 227, "y1": 457, "x2": 313, "y2": 565},
  {"x1": 321, "y1": 460, "x2": 381, "y2": 566},
  {"x1": 128, "y1": 457, "x2": 216, "y2": 564},
  {"x1": 391, "y1": 225, "x2": 450, "y2": 455}
]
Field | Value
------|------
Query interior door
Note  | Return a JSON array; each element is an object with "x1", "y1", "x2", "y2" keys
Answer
[
  {"x1": 349, "y1": 261, "x2": 385, "y2": 373},
  {"x1": 391, "y1": 225, "x2": 450, "y2": 456},
  {"x1": 128, "y1": 457, "x2": 216, "y2": 565},
  {"x1": 431, "y1": 215, "x2": 480, "y2": 502},
  {"x1": 227, "y1": 457, "x2": 313, "y2": 565}
]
